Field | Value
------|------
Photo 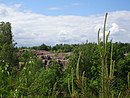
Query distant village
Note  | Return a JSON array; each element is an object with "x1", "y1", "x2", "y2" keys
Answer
[{"x1": 18, "y1": 49, "x2": 72, "y2": 69}]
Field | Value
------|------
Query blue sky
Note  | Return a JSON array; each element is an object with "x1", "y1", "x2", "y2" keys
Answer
[
  {"x1": 0, "y1": 0, "x2": 130, "y2": 16},
  {"x1": 0, "y1": 0, "x2": 130, "y2": 46}
]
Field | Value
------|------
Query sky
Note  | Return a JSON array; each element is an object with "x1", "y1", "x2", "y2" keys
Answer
[{"x1": 0, "y1": 0, "x2": 130, "y2": 47}]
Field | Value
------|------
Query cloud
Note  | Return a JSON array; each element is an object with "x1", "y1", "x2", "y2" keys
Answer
[
  {"x1": 58, "y1": 30, "x2": 71, "y2": 42},
  {"x1": 14, "y1": 4, "x2": 22, "y2": 8},
  {"x1": 109, "y1": 23, "x2": 119, "y2": 34},
  {"x1": 0, "y1": 8, "x2": 8, "y2": 17},
  {"x1": 0, "y1": 3, "x2": 130, "y2": 47},
  {"x1": 47, "y1": 7, "x2": 62, "y2": 10},
  {"x1": 95, "y1": 23, "x2": 122, "y2": 37}
]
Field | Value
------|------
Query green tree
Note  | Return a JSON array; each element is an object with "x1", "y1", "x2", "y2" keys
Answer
[
  {"x1": 0, "y1": 22, "x2": 18, "y2": 70},
  {"x1": 0, "y1": 22, "x2": 18, "y2": 97},
  {"x1": 38, "y1": 43, "x2": 51, "y2": 50}
]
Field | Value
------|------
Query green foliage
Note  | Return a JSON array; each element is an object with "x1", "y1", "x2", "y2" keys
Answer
[
  {"x1": 52, "y1": 44, "x2": 73, "y2": 52},
  {"x1": 0, "y1": 22, "x2": 18, "y2": 97},
  {"x1": 0, "y1": 14, "x2": 130, "y2": 98},
  {"x1": 113, "y1": 52, "x2": 130, "y2": 93},
  {"x1": 19, "y1": 50, "x2": 35, "y2": 62},
  {"x1": 13, "y1": 60, "x2": 62, "y2": 97},
  {"x1": 38, "y1": 43, "x2": 51, "y2": 50},
  {"x1": 0, "y1": 22, "x2": 18, "y2": 70}
]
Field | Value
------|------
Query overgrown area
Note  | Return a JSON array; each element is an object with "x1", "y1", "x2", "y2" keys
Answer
[{"x1": 0, "y1": 14, "x2": 130, "y2": 98}]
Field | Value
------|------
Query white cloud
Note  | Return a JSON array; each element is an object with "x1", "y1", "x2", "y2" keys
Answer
[
  {"x1": 14, "y1": 4, "x2": 22, "y2": 8},
  {"x1": 109, "y1": 23, "x2": 119, "y2": 34},
  {"x1": 0, "y1": 3, "x2": 130, "y2": 47},
  {"x1": 47, "y1": 7, "x2": 62, "y2": 10}
]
